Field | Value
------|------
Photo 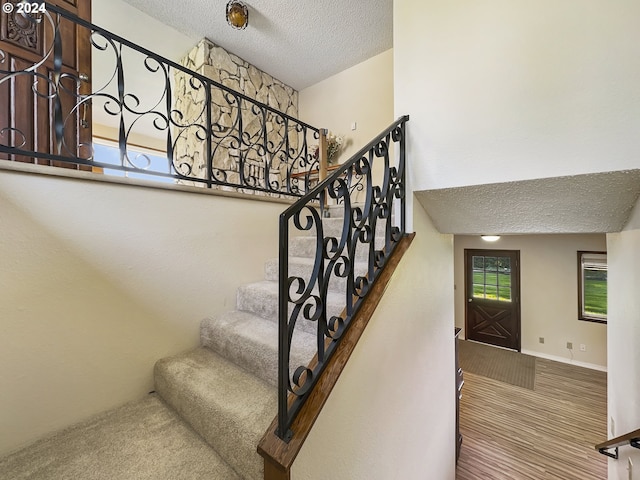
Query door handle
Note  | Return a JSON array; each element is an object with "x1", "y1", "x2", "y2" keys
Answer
[
  {"x1": 80, "y1": 101, "x2": 89, "y2": 129},
  {"x1": 468, "y1": 298, "x2": 472, "y2": 303}
]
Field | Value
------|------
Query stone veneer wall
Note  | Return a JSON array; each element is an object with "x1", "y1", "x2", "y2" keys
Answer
[{"x1": 172, "y1": 38, "x2": 299, "y2": 191}]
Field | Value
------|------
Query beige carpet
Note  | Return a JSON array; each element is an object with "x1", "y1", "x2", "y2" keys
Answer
[
  {"x1": 458, "y1": 340, "x2": 536, "y2": 390},
  {"x1": 0, "y1": 395, "x2": 240, "y2": 480}
]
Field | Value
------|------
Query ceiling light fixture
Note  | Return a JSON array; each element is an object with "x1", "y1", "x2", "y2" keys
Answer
[
  {"x1": 481, "y1": 235, "x2": 501, "y2": 242},
  {"x1": 226, "y1": 0, "x2": 249, "y2": 30}
]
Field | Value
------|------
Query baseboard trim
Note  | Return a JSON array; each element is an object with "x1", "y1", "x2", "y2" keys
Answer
[{"x1": 521, "y1": 349, "x2": 607, "y2": 372}]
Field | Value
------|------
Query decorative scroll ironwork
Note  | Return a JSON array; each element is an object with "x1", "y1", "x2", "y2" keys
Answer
[
  {"x1": 277, "y1": 116, "x2": 409, "y2": 441},
  {"x1": 0, "y1": 3, "x2": 320, "y2": 196}
]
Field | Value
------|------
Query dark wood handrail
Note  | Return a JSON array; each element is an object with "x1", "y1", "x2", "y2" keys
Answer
[
  {"x1": 596, "y1": 428, "x2": 640, "y2": 459},
  {"x1": 257, "y1": 233, "x2": 416, "y2": 480}
]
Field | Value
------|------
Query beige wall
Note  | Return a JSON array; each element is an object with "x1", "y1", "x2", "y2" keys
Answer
[
  {"x1": 293, "y1": 198, "x2": 455, "y2": 480},
  {"x1": 299, "y1": 49, "x2": 394, "y2": 162},
  {"x1": 0, "y1": 167, "x2": 285, "y2": 456},
  {"x1": 454, "y1": 235, "x2": 607, "y2": 369},
  {"x1": 607, "y1": 199, "x2": 640, "y2": 479}
]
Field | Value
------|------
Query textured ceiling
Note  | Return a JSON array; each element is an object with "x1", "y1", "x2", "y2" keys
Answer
[
  {"x1": 416, "y1": 170, "x2": 640, "y2": 235},
  {"x1": 121, "y1": 0, "x2": 393, "y2": 90}
]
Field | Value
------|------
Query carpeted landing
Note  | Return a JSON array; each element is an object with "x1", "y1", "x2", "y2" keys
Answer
[
  {"x1": 458, "y1": 339, "x2": 536, "y2": 390},
  {"x1": 0, "y1": 394, "x2": 240, "y2": 480}
]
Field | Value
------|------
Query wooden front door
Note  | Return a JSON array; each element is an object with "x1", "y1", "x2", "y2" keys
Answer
[
  {"x1": 465, "y1": 249, "x2": 521, "y2": 351},
  {"x1": 0, "y1": 0, "x2": 91, "y2": 167}
]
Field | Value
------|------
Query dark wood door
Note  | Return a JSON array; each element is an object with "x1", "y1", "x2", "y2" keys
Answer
[
  {"x1": 0, "y1": 0, "x2": 91, "y2": 167},
  {"x1": 465, "y1": 249, "x2": 521, "y2": 351}
]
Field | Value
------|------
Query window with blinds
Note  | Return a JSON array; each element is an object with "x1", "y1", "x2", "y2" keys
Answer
[{"x1": 578, "y1": 251, "x2": 607, "y2": 323}]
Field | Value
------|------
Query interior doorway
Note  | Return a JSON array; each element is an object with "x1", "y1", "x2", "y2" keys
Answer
[{"x1": 464, "y1": 249, "x2": 521, "y2": 351}]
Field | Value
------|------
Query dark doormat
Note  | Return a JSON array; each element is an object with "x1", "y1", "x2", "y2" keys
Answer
[{"x1": 459, "y1": 339, "x2": 536, "y2": 390}]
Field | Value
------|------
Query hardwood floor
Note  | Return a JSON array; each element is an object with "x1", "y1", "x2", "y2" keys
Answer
[{"x1": 456, "y1": 357, "x2": 607, "y2": 480}]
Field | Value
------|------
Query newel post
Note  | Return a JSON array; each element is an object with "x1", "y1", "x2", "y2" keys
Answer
[{"x1": 318, "y1": 128, "x2": 328, "y2": 182}]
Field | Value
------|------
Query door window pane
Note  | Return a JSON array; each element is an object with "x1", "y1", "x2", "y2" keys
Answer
[
  {"x1": 498, "y1": 273, "x2": 511, "y2": 287},
  {"x1": 485, "y1": 285, "x2": 498, "y2": 300},
  {"x1": 473, "y1": 256, "x2": 484, "y2": 270},
  {"x1": 471, "y1": 255, "x2": 512, "y2": 302},
  {"x1": 473, "y1": 271, "x2": 485, "y2": 284},
  {"x1": 498, "y1": 257, "x2": 511, "y2": 272},
  {"x1": 485, "y1": 272, "x2": 497, "y2": 286},
  {"x1": 498, "y1": 288, "x2": 512, "y2": 302},
  {"x1": 485, "y1": 257, "x2": 497, "y2": 271}
]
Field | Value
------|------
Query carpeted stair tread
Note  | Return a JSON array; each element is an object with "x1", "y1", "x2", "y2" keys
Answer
[
  {"x1": 310, "y1": 217, "x2": 348, "y2": 238},
  {"x1": 289, "y1": 235, "x2": 388, "y2": 261},
  {"x1": 237, "y1": 280, "x2": 345, "y2": 332},
  {"x1": 200, "y1": 310, "x2": 316, "y2": 387},
  {"x1": 154, "y1": 347, "x2": 276, "y2": 480},
  {"x1": 299, "y1": 216, "x2": 390, "y2": 238},
  {"x1": 0, "y1": 394, "x2": 240, "y2": 480},
  {"x1": 264, "y1": 256, "x2": 368, "y2": 292}
]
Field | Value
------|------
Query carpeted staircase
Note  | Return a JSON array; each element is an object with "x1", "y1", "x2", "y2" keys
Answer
[{"x1": 0, "y1": 212, "x2": 361, "y2": 480}]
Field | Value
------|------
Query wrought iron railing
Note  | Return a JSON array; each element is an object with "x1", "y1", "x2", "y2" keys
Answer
[
  {"x1": 0, "y1": 3, "x2": 320, "y2": 195},
  {"x1": 276, "y1": 115, "x2": 409, "y2": 441},
  {"x1": 2, "y1": 1, "x2": 411, "y2": 445}
]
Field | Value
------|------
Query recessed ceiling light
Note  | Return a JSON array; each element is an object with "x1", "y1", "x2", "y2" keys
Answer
[{"x1": 481, "y1": 235, "x2": 501, "y2": 242}]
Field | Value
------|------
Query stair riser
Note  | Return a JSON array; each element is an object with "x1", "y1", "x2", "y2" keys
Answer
[
  {"x1": 237, "y1": 285, "x2": 345, "y2": 335},
  {"x1": 201, "y1": 314, "x2": 316, "y2": 388},
  {"x1": 295, "y1": 216, "x2": 392, "y2": 239},
  {"x1": 265, "y1": 259, "x2": 369, "y2": 294},
  {"x1": 289, "y1": 235, "x2": 389, "y2": 262},
  {"x1": 154, "y1": 350, "x2": 275, "y2": 480}
]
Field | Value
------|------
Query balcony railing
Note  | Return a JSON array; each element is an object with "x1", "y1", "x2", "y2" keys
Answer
[{"x1": 0, "y1": 2, "x2": 321, "y2": 196}]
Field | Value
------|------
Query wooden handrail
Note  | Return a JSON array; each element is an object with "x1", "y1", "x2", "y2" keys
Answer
[
  {"x1": 257, "y1": 233, "x2": 416, "y2": 480},
  {"x1": 596, "y1": 428, "x2": 640, "y2": 459}
]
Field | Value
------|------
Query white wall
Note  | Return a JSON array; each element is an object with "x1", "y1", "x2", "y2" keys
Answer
[
  {"x1": 395, "y1": 0, "x2": 640, "y2": 192},
  {"x1": 299, "y1": 49, "x2": 394, "y2": 162},
  {"x1": 293, "y1": 199, "x2": 455, "y2": 480},
  {"x1": 393, "y1": 2, "x2": 639, "y2": 477},
  {"x1": 454, "y1": 234, "x2": 607, "y2": 369},
  {"x1": 91, "y1": 0, "x2": 198, "y2": 143},
  {"x1": 0, "y1": 167, "x2": 285, "y2": 456},
  {"x1": 92, "y1": 0, "x2": 196, "y2": 57},
  {"x1": 607, "y1": 199, "x2": 640, "y2": 479}
]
